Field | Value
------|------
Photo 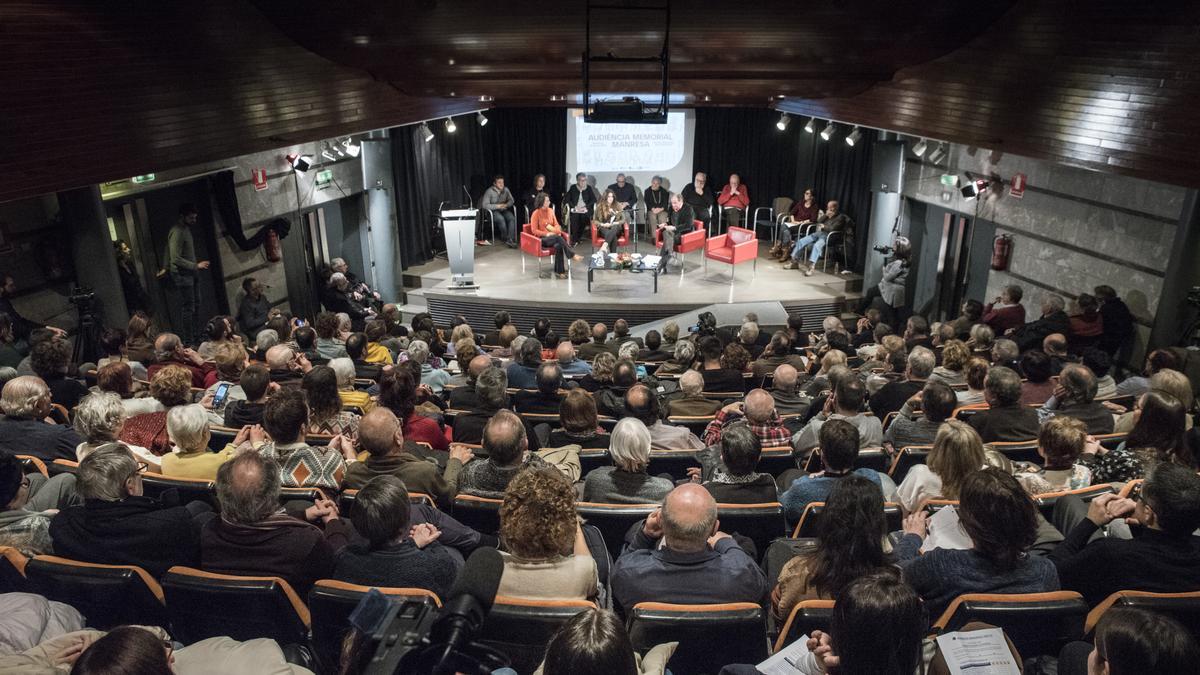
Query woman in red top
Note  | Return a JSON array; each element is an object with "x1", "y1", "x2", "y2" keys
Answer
[
  {"x1": 530, "y1": 192, "x2": 582, "y2": 279},
  {"x1": 119, "y1": 364, "x2": 193, "y2": 455},
  {"x1": 377, "y1": 364, "x2": 449, "y2": 450},
  {"x1": 1068, "y1": 292, "x2": 1104, "y2": 351},
  {"x1": 773, "y1": 188, "x2": 821, "y2": 260}
]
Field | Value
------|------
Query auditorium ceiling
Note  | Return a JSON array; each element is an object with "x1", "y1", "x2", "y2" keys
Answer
[{"x1": 2, "y1": 0, "x2": 1199, "y2": 203}]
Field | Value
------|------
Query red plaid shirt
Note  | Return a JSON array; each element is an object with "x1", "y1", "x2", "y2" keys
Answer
[{"x1": 702, "y1": 409, "x2": 791, "y2": 448}]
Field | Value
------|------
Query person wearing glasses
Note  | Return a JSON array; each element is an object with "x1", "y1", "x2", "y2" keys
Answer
[{"x1": 49, "y1": 444, "x2": 212, "y2": 577}]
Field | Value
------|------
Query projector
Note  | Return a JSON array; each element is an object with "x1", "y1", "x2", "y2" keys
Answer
[{"x1": 586, "y1": 98, "x2": 666, "y2": 124}]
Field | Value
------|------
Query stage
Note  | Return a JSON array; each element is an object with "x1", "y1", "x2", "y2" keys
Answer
[{"x1": 401, "y1": 239, "x2": 863, "y2": 331}]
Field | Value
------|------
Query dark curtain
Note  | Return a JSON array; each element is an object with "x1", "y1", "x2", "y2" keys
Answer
[
  {"x1": 390, "y1": 109, "x2": 566, "y2": 269},
  {"x1": 793, "y1": 126, "x2": 877, "y2": 271},
  {"x1": 209, "y1": 170, "x2": 290, "y2": 250},
  {"x1": 692, "y1": 108, "x2": 800, "y2": 221}
]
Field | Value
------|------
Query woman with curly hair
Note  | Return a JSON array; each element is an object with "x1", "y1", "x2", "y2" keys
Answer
[
  {"x1": 579, "y1": 352, "x2": 616, "y2": 393},
  {"x1": 301, "y1": 365, "x2": 360, "y2": 436},
  {"x1": 929, "y1": 339, "x2": 970, "y2": 387},
  {"x1": 498, "y1": 465, "x2": 598, "y2": 601},
  {"x1": 721, "y1": 342, "x2": 752, "y2": 373},
  {"x1": 118, "y1": 364, "x2": 193, "y2": 455}
]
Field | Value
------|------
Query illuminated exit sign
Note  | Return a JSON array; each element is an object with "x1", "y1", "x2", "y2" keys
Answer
[{"x1": 132, "y1": 173, "x2": 156, "y2": 184}]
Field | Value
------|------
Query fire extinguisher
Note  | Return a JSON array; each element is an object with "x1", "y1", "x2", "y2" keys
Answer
[
  {"x1": 264, "y1": 228, "x2": 282, "y2": 262},
  {"x1": 991, "y1": 234, "x2": 1012, "y2": 271}
]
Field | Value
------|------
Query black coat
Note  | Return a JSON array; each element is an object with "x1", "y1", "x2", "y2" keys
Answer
[{"x1": 50, "y1": 497, "x2": 202, "y2": 578}]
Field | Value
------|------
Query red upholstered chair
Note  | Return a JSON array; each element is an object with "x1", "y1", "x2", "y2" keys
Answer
[
  {"x1": 519, "y1": 223, "x2": 572, "y2": 275},
  {"x1": 654, "y1": 219, "x2": 706, "y2": 272},
  {"x1": 590, "y1": 220, "x2": 629, "y2": 250},
  {"x1": 704, "y1": 225, "x2": 758, "y2": 282}
]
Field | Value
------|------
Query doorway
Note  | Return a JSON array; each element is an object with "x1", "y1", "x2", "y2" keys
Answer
[{"x1": 905, "y1": 200, "x2": 985, "y2": 322}]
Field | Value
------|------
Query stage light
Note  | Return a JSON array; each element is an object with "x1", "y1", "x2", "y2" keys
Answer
[
  {"x1": 845, "y1": 126, "x2": 862, "y2": 147},
  {"x1": 776, "y1": 113, "x2": 790, "y2": 131},
  {"x1": 803, "y1": 117, "x2": 816, "y2": 134},
  {"x1": 928, "y1": 142, "x2": 947, "y2": 164},
  {"x1": 341, "y1": 137, "x2": 360, "y2": 157},
  {"x1": 912, "y1": 138, "x2": 928, "y2": 157},
  {"x1": 477, "y1": 111, "x2": 488, "y2": 127},
  {"x1": 420, "y1": 123, "x2": 434, "y2": 143},
  {"x1": 321, "y1": 142, "x2": 339, "y2": 162},
  {"x1": 286, "y1": 153, "x2": 312, "y2": 172},
  {"x1": 820, "y1": 122, "x2": 834, "y2": 141},
  {"x1": 445, "y1": 117, "x2": 457, "y2": 133}
]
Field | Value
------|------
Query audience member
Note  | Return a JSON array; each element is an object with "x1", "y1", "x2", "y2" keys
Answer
[
  {"x1": 956, "y1": 357, "x2": 988, "y2": 406},
  {"x1": 0, "y1": 376, "x2": 81, "y2": 461},
  {"x1": 328, "y1": 357, "x2": 372, "y2": 414},
  {"x1": 548, "y1": 389, "x2": 610, "y2": 450},
  {"x1": 539, "y1": 606, "x2": 677, "y2": 675},
  {"x1": 123, "y1": 312, "x2": 155, "y2": 364},
  {"x1": 0, "y1": 451, "x2": 78, "y2": 556},
  {"x1": 1115, "y1": 348, "x2": 1179, "y2": 398},
  {"x1": 611, "y1": 484, "x2": 767, "y2": 611},
  {"x1": 200, "y1": 342, "x2": 248, "y2": 423},
  {"x1": 1042, "y1": 332, "x2": 1073, "y2": 374},
  {"x1": 869, "y1": 347, "x2": 934, "y2": 419},
  {"x1": 781, "y1": 420, "x2": 886, "y2": 521},
  {"x1": 1011, "y1": 293, "x2": 1070, "y2": 351},
  {"x1": 30, "y1": 339, "x2": 87, "y2": 410},
  {"x1": 699, "y1": 423, "x2": 779, "y2": 504},
  {"x1": 459, "y1": 410, "x2": 568, "y2": 497},
  {"x1": 513, "y1": 362, "x2": 565, "y2": 415},
  {"x1": 768, "y1": 364, "x2": 810, "y2": 416},
  {"x1": 636, "y1": 330, "x2": 671, "y2": 362},
  {"x1": 302, "y1": 365, "x2": 360, "y2": 436},
  {"x1": 1060, "y1": 606, "x2": 1198, "y2": 675},
  {"x1": 347, "y1": 407, "x2": 471, "y2": 505},
  {"x1": 927, "y1": 339, "x2": 969, "y2": 387},
  {"x1": 453, "y1": 366, "x2": 512, "y2": 444},
  {"x1": 751, "y1": 332, "x2": 807, "y2": 379},
  {"x1": 223, "y1": 363, "x2": 270, "y2": 428},
  {"x1": 265, "y1": 344, "x2": 311, "y2": 385},
  {"x1": 697, "y1": 336, "x2": 744, "y2": 393},
  {"x1": 665, "y1": 370, "x2": 721, "y2": 418},
  {"x1": 118, "y1": 364, "x2": 192, "y2": 456},
  {"x1": 255, "y1": 328, "x2": 281, "y2": 362},
  {"x1": 583, "y1": 417, "x2": 673, "y2": 504},
  {"x1": 967, "y1": 323, "x2": 994, "y2": 360},
  {"x1": 50, "y1": 444, "x2": 208, "y2": 577},
  {"x1": 313, "y1": 312, "x2": 349, "y2": 360},
  {"x1": 1094, "y1": 285, "x2": 1136, "y2": 359},
  {"x1": 896, "y1": 468, "x2": 1058, "y2": 618},
  {"x1": 794, "y1": 378, "x2": 883, "y2": 453},
  {"x1": 577, "y1": 323, "x2": 611, "y2": 361},
  {"x1": 1086, "y1": 390, "x2": 1192, "y2": 483},
  {"x1": 625, "y1": 384, "x2": 704, "y2": 450},
  {"x1": 896, "y1": 420, "x2": 985, "y2": 526},
  {"x1": 884, "y1": 381, "x2": 956, "y2": 453},
  {"x1": 483, "y1": 311, "x2": 512, "y2": 346},
  {"x1": 343, "y1": 333, "x2": 383, "y2": 382},
  {"x1": 73, "y1": 391, "x2": 160, "y2": 469},
  {"x1": 991, "y1": 337, "x2": 1021, "y2": 371},
  {"x1": 1082, "y1": 348, "x2": 1116, "y2": 399},
  {"x1": 147, "y1": 332, "x2": 212, "y2": 388},
  {"x1": 449, "y1": 354, "x2": 491, "y2": 410},
  {"x1": 984, "y1": 286, "x2": 1029, "y2": 334},
  {"x1": 578, "y1": 352, "x2": 615, "y2": 393},
  {"x1": 95, "y1": 361, "x2": 160, "y2": 417},
  {"x1": 902, "y1": 316, "x2": 933, "y2": 352},
  {"x1": 362, "y1": 320, "x2": 395, "y2": 365},
  {"x1": 1016, "y1": 416, "x2": 1092, "y2": 495},
  {"x1": 1113, "y1": 367, "x2": 1193, "y2": 433},
  {"x1": 1018, "y1": 349, "x2": 1055, "y2": 405},
  {"x1": 162, "y1": 404, "x2": 236, "y2": 480},
  {"x1": 1040, "y1": 363, "x2": 1114, "y2": 434},
  {"x1": 258, "y1": 387, "x2": 355, "y2": 490},
  {"x1": 334, "y1": 475, "x2": 460, "y2": 597},
  {"x1": 555, "y1": 341, "x2": 592, "y2": 377},
  {"x1": 968, "y1": 366, "x2": 1041, "y2": 442}
]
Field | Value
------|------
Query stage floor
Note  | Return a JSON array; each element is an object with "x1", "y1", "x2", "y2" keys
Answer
[{"x1": 404, "y1": 239, "x2": 862, "y2": 329}]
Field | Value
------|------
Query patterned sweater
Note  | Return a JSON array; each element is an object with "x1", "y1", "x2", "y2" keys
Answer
[{"x1": 260, "y1": 441, "x2": 347, "y2": 490}]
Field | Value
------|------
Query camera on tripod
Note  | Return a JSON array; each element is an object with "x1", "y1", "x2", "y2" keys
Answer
[
  {"x1": 873, "y1": 244, "x2": 894, "y2": 255},
  {"x1": 68, "y1": 285, "x2": 95, "y2": 308}
]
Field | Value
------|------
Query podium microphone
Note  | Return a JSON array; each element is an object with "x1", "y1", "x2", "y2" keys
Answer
[{"x1": 462, "y1": 185, "x2": 473, "y2": 208}]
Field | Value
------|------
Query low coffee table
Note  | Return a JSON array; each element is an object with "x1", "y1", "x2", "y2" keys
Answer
[{"x1": 587, "y1": 255, "x2": 661, "y2": 293}]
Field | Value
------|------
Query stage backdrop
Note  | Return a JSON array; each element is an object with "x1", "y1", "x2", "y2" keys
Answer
[
  {"x1": 391, "y1": 108, "x2": 566, "y2": 268},
  {"x1": 565, "y1": 108, "x2": 696, "y2": 195}
]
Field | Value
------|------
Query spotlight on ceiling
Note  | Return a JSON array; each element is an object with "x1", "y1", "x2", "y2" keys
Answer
[
  {"x1": 776, "y1": 113, "x2": 790, "y2": 131},
  {"x1": 845, "y1": 126, "x2": 862, "y2": 147},
  {"x1": 477, "y1": 111, "x2": 488, "y2": 127},
  {"x1": 444, "y1": 117, "x2": 457, "y2": 133},
  {"x1": 912, "y1": 138, "x2": 928, "y2": 157},
  {"x1": 928, "y1": 142, "x2": 948, "y2": 164},
  {"x1": 286, "y1": 153, "x2": 312, "y2": 173},
  {"x1": 803, "y1": 117, "x2": 816, "y2": 134},
  {"x1": 819, "y1": 122, "x2": 835, "y2": 141},
  {"x1": 341, "y1": 137, "x2": 360, "y2": 158},
  {"x1": 321, "y1": 142, "x2": 339, "y2": 161},
  {"x1": 420, "y1": 123, "x2": 434, "y2": 143}
]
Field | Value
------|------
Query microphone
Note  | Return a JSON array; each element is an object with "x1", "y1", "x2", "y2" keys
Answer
[
  {"x1": 431, "y1": 547, "x2": 504, "y2": 671},
  {"x1": 462, "y1": 185, "x2": 473, "y2": 208}
]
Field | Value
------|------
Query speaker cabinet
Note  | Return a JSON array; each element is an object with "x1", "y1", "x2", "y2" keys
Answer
[{"x1": 871, "y1": 141, "x2": 905, "y2": 193}]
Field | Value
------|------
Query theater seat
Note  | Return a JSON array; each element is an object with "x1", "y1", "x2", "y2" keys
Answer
[
  {"x1": 628, "y1": 602, "x2": 768, "y2": 674},
  {"x1": 887, "y1": 446, "x2": 931, "y2": 483},
  {"x1": 756, "y1": 446, "x2": 798, "y2": 477},
  {"x1": 802, "y1": 447, "x2": 890, "y2": 474},
  {"x1": 576, "y1": 502, "x2": 658, "y2": 559},
  {"x1": 704, "y1": 226, "x2": 758, "y2": 284},
  {"x1": 451, "y1": 494, "x2": 504, "y2": 535},
  {"x1": 932, "y1": 591, "x2": 1088, "y2": 658},
  {"x1": 646, "y1": 449, "x2": 700, "y2": 481},
  {"x1": 139, "y1": 472, "x2": 217, "y2": 508},
  {"x1": 161, "y1": 566, "x2": 310, "y2": 645},
  {"x1": 985, "y1": 439, "x2": 1042, "y2": 463},
  {"x1": 25, "y1": 555, "x2": 167, "y2": 629},
  {"x1": 774, "y1": 599, "x2": 835, "y2": 653},
  {"x1": 793, "y1": 502, "x2": 902, "y2": 538},
  {"x1": 1085, "y1": 590, "x2": 1200, "y2": 642},
  {"x1": 337, "y1": 489, "x2": 436, "y2": 516},
  {"x1": 1033, "y1": 484, "x2": 1115, "y2": 520},
  {"x1": 15, "y1": 455, "x2": 48, "y2": 478},
  {"x1": 0, "y1": 546, "x2": 29, "y2": 594},
  {"x1": 480, "y1": 596, "x2": 597, "y2": 674},
  {"x1": 716, "y1": 503, "x2": 786, "y2": 561},
  {"x1": 308, "y1": 580, "x2": 442, "y2": 674}
]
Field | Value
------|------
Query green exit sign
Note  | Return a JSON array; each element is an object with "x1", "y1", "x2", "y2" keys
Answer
[
  {"x1": 132, "y1": 173, "x2": 156, "y2": 184},
  {"x1": 315, "y1": 169, "x2": 333, "y2": 190},
  {"x1": 939, "y1": 174, "x2": 959, "y2": 187}
]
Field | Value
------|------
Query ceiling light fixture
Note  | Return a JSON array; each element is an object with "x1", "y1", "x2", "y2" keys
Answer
[
  {"x1": 820, "y1": 122, "x2": 835, "y2": 141},
  {"x1": 477, "y1": 111, "x2": 488, "y2": 127},
  {"x1": 444, "y1": 117, "x2": 457, "y2": 133},
  {"x1": 321, "y1": 144, "x2": 337, "y2": 161},
  {"x1": 845, "y1": 126, "x2": 862, "y2": 147},
  {"x1": 803, "y1": 118, "x2": 816, "y2": 134},
  {"x1": 342, "y1": 137, "x2": 360, "y2": 158},
  {"x1": 928, "y1": 142, "x2": 948, "y2": 164},
  {"x1": 420, "y1": 123, "x2": 434, "y2": 143},
  {"x1": 776, "y1": 113, "x2": 790, "y2": 131},
  {"x1": 912, "y1": 138, "x2": 928, "y2": 157},
  {"x1": 286, "y1": 153, "x2": 312, "y2": 173}
]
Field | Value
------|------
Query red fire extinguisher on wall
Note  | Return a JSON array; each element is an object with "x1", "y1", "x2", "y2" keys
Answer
[
  {"x1": 264, "y1": 228, "x2": 282, "y2": 263},
  {"x1": 991, "y1": 234, "x2": 1013, "y2": 271}
]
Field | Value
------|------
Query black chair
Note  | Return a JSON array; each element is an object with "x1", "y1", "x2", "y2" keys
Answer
[
  {"x1": 793, "y1": 502, "x2": 902, "y2": 538},
  {"x1": 886, "y1": 446, "x2": 931, "y2": 483},
  {"x1": 208, "y1": 425, "x2": 238, "y2": 451},
  {"x1": 0, "y1": 546, "x2": 29, "y2": 594},
  {"x1": 309, "y1": 580, "x2": 441, "y2": 674},
  {"x1": 49, "y1": 459, "x2": 80, "y2": 476},
  {"x1": 1085, "y1": 590, "x2": 1200, "y2": 643},
  {"x1": 628, "y1": 602, "x2": 769, "y2": 674},
  {"x1": 774, "y1": 599, "x2": 835, "y2": 652},
  {"x1": 338, "y1": 489, "x2": 435, "y2": 516},
  {"x1": 577, "y1": 502, "x2": 658, "y2": 558},
  {"x1": 577, "y1": 448, "x2": 610, "y2": 476},
  {"x1": 716, "y1": 503, "x2": 786, "y2": 561},
  {"x1": 757, "y1": 447, "x2": 799, "y2": 477},
  {"x1": 986, "y1": 440, "x2": 1042, "y2": 464},
  {"x1": 451, "y1": 494, "x2": 503, "y2": 535},
  {"x1": 1033, "y1": 484, "x2": 1116, "y2": 521},
  {"x1": 140, "y1": 472, "x2": 217, "y2": 508},
  {"x1": 26, "y1": 555, "x2": 167, "y2": 629},
  {"x1": 933, "y1": 591, "x2": 1088, "y2": 658},
  {"x1": 1094, "y1": 433, "x2": 1128, "y2": 452},
  {"x1": 161, "y1": 566, "x2": 310, "y2": 645},
  {"x1": 647, "y1": 449, "x2": 701, "y2": 481},
  {"x1": 666, "y1": 416, "x2": 716, "y2": 438},
  {"x1": 802, "y1": 448, "x2": 890, "y2": 474},
  {"x1": 15, "y1": 455, "x2": 48, "y2": 477},
  {"x1": 480, "y1": 597, "x2": 597, "y2": 674}
]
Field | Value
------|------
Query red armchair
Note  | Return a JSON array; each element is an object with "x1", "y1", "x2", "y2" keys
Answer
[
  {"x1": 704, "y1": 225, "x2": 758, "y2": 283},
  {"x1": 590, "y1": 220, "x2": 629, "y2": 250},
  {"x1": 519, "y1": 223, "x2": 572, "y2": 276},
  {"x1": 655, "y1": 219, "x2": 706, "y2": 272}
]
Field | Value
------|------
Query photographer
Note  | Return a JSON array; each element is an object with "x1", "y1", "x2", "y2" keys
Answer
[{"x1": 857, "y1": 239, "x2": 911, "y2": 327}]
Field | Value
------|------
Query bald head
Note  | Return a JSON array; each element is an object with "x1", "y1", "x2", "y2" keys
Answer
[
  {"x1": 555, "y1": 341, "x2": 576, "y2": 363},
  {"x1": 468, "y1": 354, "x2": 492, "y2": 381},
  {"x1": 744, "y1": 389, "x2": 774, "y2": 423},
  {"x1": 661, "y1": 484, "x2": 718, "y2": 553},
  {"x1": 592, "y1": 323, "x2": 607, "y2": 342},
  {"x1": 1043, "y1": 333, "x2": 1068, "y2": 356},
  {"x1": 773, "y1": 364, "x2": 799, "y2": 393},
  {"x1": 154, "y1": 333, "x2": 181, "y2": 361},
  {"x1": 679, "y1": 369, "x2": 704, "y2": 396},
  {"x1": 265, "y1": 344, "x2": 295, "y2": 370},
  {"x1": 357, "y1": 407, "x2": 403, "y2": 457}
]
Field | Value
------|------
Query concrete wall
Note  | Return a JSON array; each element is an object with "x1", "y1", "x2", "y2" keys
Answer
[{"x1": 902, "y1": 143, "x2": 1187, "y2": 360}]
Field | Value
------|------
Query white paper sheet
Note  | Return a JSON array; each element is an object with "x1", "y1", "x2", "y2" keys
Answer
[
  {"x1": 935, "y1": 628, "x2": 1020, "y2": 675},
  {"x1": 755, "y1": 635, "x2": 812, "y2": 674}
]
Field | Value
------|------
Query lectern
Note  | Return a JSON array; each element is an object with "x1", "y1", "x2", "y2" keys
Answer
[{"x1": 440, "y1": 208, "x2": 479, "y2": 290}]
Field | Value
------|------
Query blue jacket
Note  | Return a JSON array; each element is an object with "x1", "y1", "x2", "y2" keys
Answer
[{"x1": 779, "y1": 468, "x2": 883, "y2": 522}]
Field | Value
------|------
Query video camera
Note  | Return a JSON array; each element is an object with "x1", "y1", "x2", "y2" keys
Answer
[{"x1": 68, "y1": 284, "x2": 95, "y2": 307}]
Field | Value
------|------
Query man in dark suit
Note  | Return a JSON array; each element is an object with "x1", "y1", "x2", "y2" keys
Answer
[
  {"x1": 1040, "y1": 363, "x2": 1114, "y2": 435},
  {"x1": 636, "y1": 330, "x2": 672, "y2": 362},
  {"x1": 1094, "y1": 285, "x2": 1135, "y2": 359},
  {"x1": 576, "y1": 323, "x2": 611, "y2": 362},
  {"x1": 482, "y1": 311, "x2": 511, "y2": 347},
  {"x1": 449, "y1": 354, "x2": 491, "y2": 411},
  {"x1": 513, "y1": 362, "x2": 565, "y2": 416},
  {"x1": 968, "y1": 366, "x2": 1040, "y2": 442},
  {"x1": 344, "y1": 333, "x2": 382, "y2": 382},
  {"x1": 1011, "y1": 294, "x2": 1071, "y2": 352},
  {"x1": 869, "y1": 346, "x2": 934, "y2": 419}
]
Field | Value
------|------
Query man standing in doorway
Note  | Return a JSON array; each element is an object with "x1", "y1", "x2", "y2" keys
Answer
[{"x1": 168, "y1": 203, "x2": 209, "y2": 346}]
